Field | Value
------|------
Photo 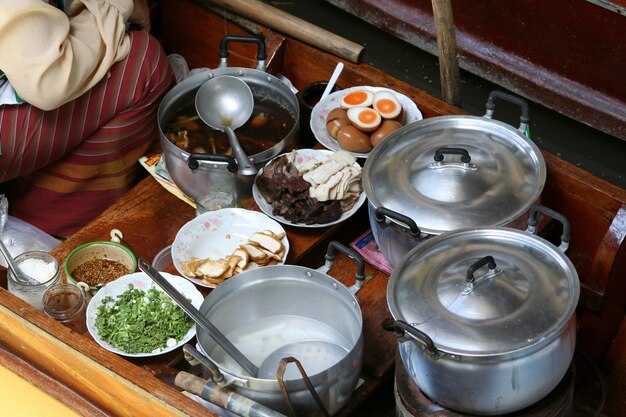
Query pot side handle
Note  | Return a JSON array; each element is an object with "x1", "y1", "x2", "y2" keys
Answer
[
  {"x1": 318, "y1": 241, "x2": 365, "y2": 295},
  {"x1": 187, "y1": 153, "x2": 238, "y2": 173},
  {"x1": 375, "y1": 207, "x2": 421, "y2": 237},
  {"x1": 483, "y1": 90, "x2": 530, "y2": 134},
  {"x1": 382, "y1": 318, "x2": 438, "y2": 356},
  {"x1": 219, "y1": 35, "x2": 267, "y2": 71},
  {"x1": 526, "y1": 204, "x2": 571, "y2": 252}
]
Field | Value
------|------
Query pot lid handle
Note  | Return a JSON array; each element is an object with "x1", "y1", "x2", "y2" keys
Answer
[
  {"x1": 484, "y1": 90, "x2": 530, "y2": 134},
  {"x1": 526, "y1": 204, "x2": 571, "y2": 252}
]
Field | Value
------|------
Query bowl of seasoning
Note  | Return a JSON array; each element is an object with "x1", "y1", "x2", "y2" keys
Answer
[{"x1": 64, "y1": 241, "x2": 137, "y2": 290}]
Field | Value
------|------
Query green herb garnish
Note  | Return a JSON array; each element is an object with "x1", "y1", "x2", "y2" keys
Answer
[{"x1": 95, "y1": 285, "x2": 194, "y2": 354}]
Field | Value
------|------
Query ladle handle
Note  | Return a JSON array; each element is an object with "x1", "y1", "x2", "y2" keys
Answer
[
  {"x1": 225, "y1": 127, "x2": 257, "y2": 176},
  {"x1": 137, "y1": 258, "x2": 259, "y2": 377}
]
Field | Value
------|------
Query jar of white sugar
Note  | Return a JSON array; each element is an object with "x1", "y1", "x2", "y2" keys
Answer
[{"x1": 7, "y1": 251, "x2": 60, "y2": 311}]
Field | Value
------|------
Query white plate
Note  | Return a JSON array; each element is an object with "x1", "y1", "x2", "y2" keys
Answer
[
  {"x1": 310, "y1": 86, "x2": 423, "y2": 158},
  {"x1": 172, "y1": 208, "x2": 289, "y2": 287},
  {"x1": 86, "y1": 272, "x2": 203, "y2": 357},
  {"x1": 252, "y1": 149, "x2": 367, "y2": 228}
]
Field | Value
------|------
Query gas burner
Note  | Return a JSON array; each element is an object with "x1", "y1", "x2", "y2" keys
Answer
[{"x1": 394, "y1": 355, "x2": 574, "y2": 417}]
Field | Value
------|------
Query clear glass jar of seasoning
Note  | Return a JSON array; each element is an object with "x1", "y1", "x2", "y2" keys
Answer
[
  {"x1": 7, "y1": 251, "x2": 60, "y2": 311},
  {"x1": 43, "y1": 283, "x2": 87, "y2": 334}
]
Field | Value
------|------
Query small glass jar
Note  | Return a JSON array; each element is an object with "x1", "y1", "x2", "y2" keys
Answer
[
  {"x1": 7, "y1": 251, "x2": 60, "y2": 311},
  {"x1": 43, "y1": 283, "x2": 87, "y2": 334},
  {"x1": 195, "y1": 187, "x2": 236, "y2": 216}
]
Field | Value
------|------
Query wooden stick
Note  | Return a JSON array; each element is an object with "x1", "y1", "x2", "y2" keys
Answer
[
  {"x1": 431, "y1": 0, "x2": 461, "y2": 106},
  {"x1": 195, "y1": 0, "x2": 364, "y2": 63},
  {"x1": 199, "y1": 2, "x2": 264, "y2": 37}
]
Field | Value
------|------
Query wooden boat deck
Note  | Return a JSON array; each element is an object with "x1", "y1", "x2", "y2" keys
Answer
[{"x1": 1, "y1": 1, "x2": 626, "y2": 415}]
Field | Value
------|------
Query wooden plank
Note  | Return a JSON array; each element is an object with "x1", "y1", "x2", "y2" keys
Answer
[
  {"x1": 0, "y1": 346, "x2": 107, "y2": 417},
  {"x1": 1, "y1": 2, "x2": 624, "y2": 414},
  {"x1": 324, "y1": 0, "x2": 626, "y2": 142},
  {"x1": 0, "y1": 294, "x2": 213, "y2": 417}
]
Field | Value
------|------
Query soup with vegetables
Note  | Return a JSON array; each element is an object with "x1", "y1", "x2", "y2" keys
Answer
[{"x1": 163, "y1": 89, "x2": 296, "y2": 156}]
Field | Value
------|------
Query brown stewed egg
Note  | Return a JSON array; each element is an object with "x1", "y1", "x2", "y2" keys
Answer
[
  {"x1": 373, "y1": 90, "x2": 402, "y2": 119},
  {"x1": 340, "y1": 89, "x2": 374, "y2": 109},
  {"x1": 347, "y1": 106, "x2": 382, "y2": 132}
]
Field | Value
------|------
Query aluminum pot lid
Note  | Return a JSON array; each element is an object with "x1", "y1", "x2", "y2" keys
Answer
[
  {"x1": 363, "y1": 116, "x2": 546, "y2": 235},
  {"x1": 386, "y1": 227, "x2": 580, "y2": 355}
]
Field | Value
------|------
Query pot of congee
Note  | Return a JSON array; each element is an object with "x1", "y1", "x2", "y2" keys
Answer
[{"x1": 158, "y1": 36, "x2": 299, "y2": 205}]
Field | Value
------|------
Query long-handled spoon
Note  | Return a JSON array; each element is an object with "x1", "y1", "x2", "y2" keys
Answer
[
  {"x1": 320, "y1": 62, "x2": 344, "y2": 101},
  {"x1": 195, "y1": 76, "x2": 257, "y2": 176},
  {"x1": 0, "y1": 240, "x2": 38, "y2": 285}
]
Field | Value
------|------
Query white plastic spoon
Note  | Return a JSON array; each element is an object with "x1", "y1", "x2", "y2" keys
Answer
[{"x1": 320, "y1": 62, "x2": 344, "y2": 101}]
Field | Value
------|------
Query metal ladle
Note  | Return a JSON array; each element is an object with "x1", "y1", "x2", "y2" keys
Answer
[
  {"x1": 0, "y1": 239, "x2": 38, "y2": 285},
  {"x1": 195, "y1": 75, "x2": 257, "y2": 176},
  {"x1": 137, "y1": 258, "x2": 259, "y2": 377},
  {"x1": 138, "y1": 258, "x2": 346, "y2": 384}
]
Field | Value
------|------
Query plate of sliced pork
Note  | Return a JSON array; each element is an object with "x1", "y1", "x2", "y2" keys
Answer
[{"x1": 253, "y1": 149, "x2": 366, "y2": 228}]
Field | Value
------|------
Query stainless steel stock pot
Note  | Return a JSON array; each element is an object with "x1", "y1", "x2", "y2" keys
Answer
[
  {"x1": 385, "y1": 206, "x2": 580, "y2": 415},
  {"x1": 158, "y1": 36, "x2": 299, "y2": 205},
  {"x1": 363, "y1": 91, "x2": 545, "y2": 267},
  {"x1": 195, "y1": 242, "x2": 365, "y2": 417}
]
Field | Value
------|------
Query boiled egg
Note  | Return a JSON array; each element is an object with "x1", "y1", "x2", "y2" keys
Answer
[
  {"x1": 337, "y1": 126, "x2": 372, "y2": 153},
  {"x1": 370, "y1": 120, "x2": 402, "y2": 146},
  {"x1": 340, "y1": 89, "x2": 374, "y2": 109},
  {"x1": 373, "y1": 90, "x2": 402, "y2": 119},
  {"x1": 347, "y1": 106, "x2": 382, "y2": 132}
]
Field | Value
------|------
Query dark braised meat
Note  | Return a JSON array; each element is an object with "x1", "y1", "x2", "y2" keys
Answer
[{"x1": 257, "y1": 155, "x2": 343, "y2": 224}]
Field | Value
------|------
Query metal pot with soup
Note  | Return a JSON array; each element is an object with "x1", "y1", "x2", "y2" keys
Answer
[{"x1": 158, "y1": 36, "x2": 299, "y2": 205}]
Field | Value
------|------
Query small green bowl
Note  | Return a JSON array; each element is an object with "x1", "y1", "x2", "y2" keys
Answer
[{"x1": 64, "y1": 241, "x2": 137, "y2": 290}]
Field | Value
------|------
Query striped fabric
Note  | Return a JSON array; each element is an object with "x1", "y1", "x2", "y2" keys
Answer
[{"x1": 0, "y1": 31, "x2": 174, "y2": 236}]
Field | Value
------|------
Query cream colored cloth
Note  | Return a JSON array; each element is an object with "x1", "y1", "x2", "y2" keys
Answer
[{"x1": 0, "y1": 0, "x2": 132, "y2": 110}]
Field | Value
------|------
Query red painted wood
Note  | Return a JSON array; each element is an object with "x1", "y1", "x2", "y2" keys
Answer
[{"x1": 324, "y1": 0, "x2": 626, "y2": 141}]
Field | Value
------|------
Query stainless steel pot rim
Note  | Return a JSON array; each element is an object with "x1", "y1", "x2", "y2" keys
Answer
[
  {"x1": 197, "y1": 265, "x2": 364, "y2": 382},
  {"x1": 158, "y1": 69, "x2": 299, "y2": 167},
  {"x1": 363, "y1": 115, "x2": 546, "y2": 235},
  {"x1": 387, "y1": 226, "x2": 580, "y2": 356}
]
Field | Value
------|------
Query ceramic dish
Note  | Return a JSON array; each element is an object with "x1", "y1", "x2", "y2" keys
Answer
[
  {"x1": 86, "y1": 272, "x2": 203, "y2": 357},
  {"x1": 64, "y1": 240, "x2": 137, "y2": 291},
  {"x1": 171, "y1": 208, "x2": 289, "y2": 288},
  {"x1": 310, "y1": 86, "x2": 423, "y2": 158},
  {"x1": 252, "y1": 149, "x2": 367, "y2": 228}
]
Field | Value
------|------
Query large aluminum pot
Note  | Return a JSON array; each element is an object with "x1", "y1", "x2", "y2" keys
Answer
[
  {"x1": 362, "y1": 91, "x2": 545, "y2": 267},
  {"x1": 158, "y1": 36, "x2": 299, "y2": 205},
  {"x1": 385, "y1": 205, "x2": 579, "y2": 415},
  {"x1": 196, "y1": 242, "x2": 365, "y2": 417}
]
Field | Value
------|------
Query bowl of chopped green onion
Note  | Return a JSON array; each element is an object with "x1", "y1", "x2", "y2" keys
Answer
[{"x1": 86, "y1": 271, "x2": 204, "y2": 357}]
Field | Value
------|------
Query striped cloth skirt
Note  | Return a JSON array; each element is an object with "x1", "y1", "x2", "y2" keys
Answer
[{"x1": 0, "y1": 31, "x2": 174, "y2": 237}]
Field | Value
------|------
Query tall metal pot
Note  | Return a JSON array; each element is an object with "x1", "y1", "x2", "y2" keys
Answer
[
  {"x1": 385, "y1": 205, "x2": 580, "y2": 415},
  {"x1": 362, "y1": 91, "x2": 545, "y2": 267},
  {"x1": 158, "y1": 36, "x2": 299, "y2": 205},
  {"x1": 195, "y1": 242, "x2": 365, "y2": 417}
]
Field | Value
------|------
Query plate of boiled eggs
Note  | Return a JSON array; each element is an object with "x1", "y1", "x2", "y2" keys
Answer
[{"x1": 310, "y1": 86, "x2": 422, "y2": 158}]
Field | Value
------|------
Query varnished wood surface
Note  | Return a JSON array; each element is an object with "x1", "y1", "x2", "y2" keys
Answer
[{"x1": 0, "y1": 1, "x2": 625, "y2": 415}]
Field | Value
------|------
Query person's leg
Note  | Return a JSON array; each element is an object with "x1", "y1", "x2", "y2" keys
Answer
[{"x1": 1, "y1": 31, "x2": 174, "y2": 236}]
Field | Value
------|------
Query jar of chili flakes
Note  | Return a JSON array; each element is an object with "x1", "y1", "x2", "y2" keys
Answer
[{"x1": 43, "y1": 283, "x2": 87, "y2": 334}]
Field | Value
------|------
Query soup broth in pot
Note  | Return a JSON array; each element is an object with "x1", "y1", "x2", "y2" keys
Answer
[{"x1": 163, "y1": 88, "x2": 296, "y2": 157}]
